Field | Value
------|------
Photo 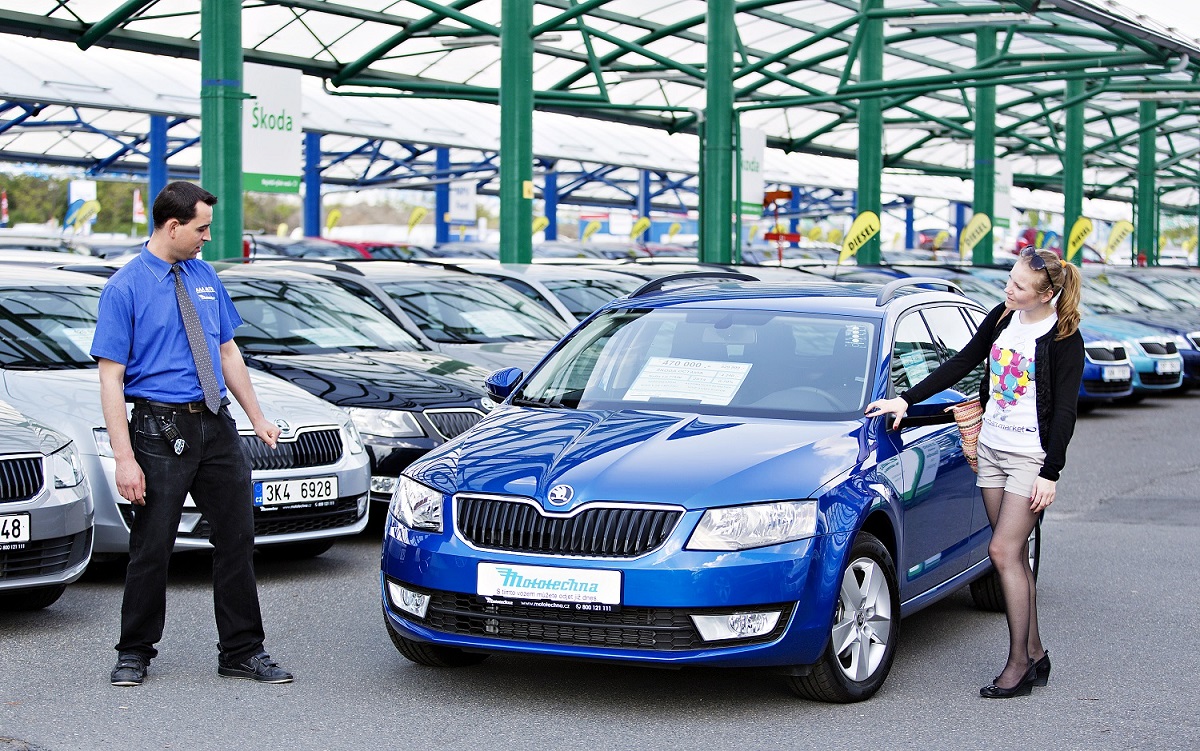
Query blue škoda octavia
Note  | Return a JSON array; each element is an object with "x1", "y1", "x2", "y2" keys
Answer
[{"x1": 381, "y1": 274, "x2": 1026, "y2": 702}]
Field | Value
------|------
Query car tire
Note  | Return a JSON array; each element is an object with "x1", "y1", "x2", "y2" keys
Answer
[
  {"x1": 786, "y1": 532, "x2": 899, "y2": 703},
  {"x1": 0, "y1": 584, "x2": 66, "y2": 610},
  {"x1": 970, "y1": 518, "x2": 1041, "y2": 612},
  {"x1": 256, "y1": 539, "x2": 336, "y2": 560},
  {"x1": 384, "y1": 611, "x2": 490, "y2": 668}
]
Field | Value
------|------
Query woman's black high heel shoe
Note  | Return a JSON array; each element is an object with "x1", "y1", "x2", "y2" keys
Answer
[
  {"x1": 980, "y1": 661, "x2": 1036, "y2": 699},
  {"x1": 1032, "y1": 651, "x2": 1051, "y2": 687}
]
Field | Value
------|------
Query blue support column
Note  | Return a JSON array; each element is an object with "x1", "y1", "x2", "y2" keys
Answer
[
  {"x1": 904, "y1": 198, "x2": 916, "y2": 249},
  {"x1": 543, "y1": 170, "x2": 559, "y2": 241},
  {"x1": 637, "y1": 169, "x2": 652, "y2": 231},
  {"x1": 148, "y1": 115, "x2": 168, "y2": 211},
  {"x1": 954, "y1": 202, "x2": 968, "y2": 245},
  {"x1": 788, "y1": 186, "x2": 801, "y2": 247},
  {"x1": 303, "y1": 131, "x2": 322, "y2": 237},
  {"x1": 435, "y1": 147, "x2": 451, "y2": 244}
]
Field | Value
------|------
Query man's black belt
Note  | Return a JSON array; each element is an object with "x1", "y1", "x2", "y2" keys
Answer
[{"x1": 129, "y1": 396, "x2": 230, "y2": 413}]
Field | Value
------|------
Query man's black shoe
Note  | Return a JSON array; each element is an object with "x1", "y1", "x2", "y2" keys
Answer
[
  {"x1": 111, "y1": 655, "x2": 148, "y2": 687},
  {"x1": 217, "y1": 651, "x2": 293, "y2": 683}
]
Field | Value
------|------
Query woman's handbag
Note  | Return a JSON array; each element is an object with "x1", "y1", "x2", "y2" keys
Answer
[{"x1": 945, "y1": 399, "x2": 984, "y2": 472}]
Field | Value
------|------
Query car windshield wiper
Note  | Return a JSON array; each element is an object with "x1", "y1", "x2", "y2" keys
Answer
[
  {"x1": 510, "y1": 395, "x2": 569, "y2": 409},
  {"x1": 1, "y1": 359, "x2": 91, "y2": 370}
]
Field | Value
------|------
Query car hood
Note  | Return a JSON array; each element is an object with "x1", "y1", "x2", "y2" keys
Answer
[
  {"x1": 1086, "y1": 314, "x2": 1179, "y2": 341},
  {"x1": 408, "y1": 407, "x2": 863, "y2": 510},
  {"x1": 242, "y1": 350, "x2": 489, "y2": 410},
  {"x1": 0, "y1": 368, "x2": 355, "y2": 452},
  {"x1": 0, "y1": 399, "x2": 71, "y2": 456},
  {"x1": 436, "y1": 341, "x2": 557, "y2": 373}
]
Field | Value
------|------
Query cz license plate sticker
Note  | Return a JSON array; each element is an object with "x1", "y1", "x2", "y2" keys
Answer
[
  {"x1": 1155, "y1": 359, "x2": 1181, "y2": 375},
  {"x1": 0, "y1": 513, "x2": 31, "y2": 545},
  {"x1": 1102, "y1": 365, "x2": 1131, "y2": 382},
  {"x1": 254, "y1": 477, "x2": 338, "y2": 507},
  {"x1": 477, "y1": 562, "x2": 621, "y2": 611}
]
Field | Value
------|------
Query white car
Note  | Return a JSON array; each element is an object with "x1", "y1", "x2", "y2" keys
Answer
[
  {"x1": 0, "y1": 399, "x2": 92, "y2": 609},
  {"x1": 0, "y1": 266, "x2": 371, "y2": 560}
]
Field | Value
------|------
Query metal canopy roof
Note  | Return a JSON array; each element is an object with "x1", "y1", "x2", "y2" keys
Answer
[{"x1": 1, "y1": 0, "x2": 1198, "y2": 209}]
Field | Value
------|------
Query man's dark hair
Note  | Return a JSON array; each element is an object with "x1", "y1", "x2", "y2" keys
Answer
[{"x1": 152, "y1": 181, "x2": 218, "y2": 230}]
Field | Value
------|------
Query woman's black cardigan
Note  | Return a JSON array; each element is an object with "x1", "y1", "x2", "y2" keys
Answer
[{"x1": 899, "y1": 302, "x2": 1085, "y2": 482}]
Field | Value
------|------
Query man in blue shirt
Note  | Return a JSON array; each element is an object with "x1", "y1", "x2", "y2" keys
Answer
[{"x1": 92, "y1": 181, "x2": 291, "y2": 687}]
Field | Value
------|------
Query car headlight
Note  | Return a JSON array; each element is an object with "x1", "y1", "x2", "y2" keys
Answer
[
  {"x1": 339, "y1": 416, "x2": 366, "y2": 454},
  {"x1": 389, "y1": 475, "x2": 443, "y2": 532},
  {"x1": 93, "y1": 428, "x2": 113, "y2": 458},
  {"x1": 49, "y1": 442, "x2": 85, "y2": 489},
  {"x1": 686, "y1": 500, "x2": 818, "y2": 551},
  {"x1": 345, "y1": 407, "x2": 425, "y2": 438},
  {"x1": 1173, "y1": 334, "x2": 1194, "y2": 351}
]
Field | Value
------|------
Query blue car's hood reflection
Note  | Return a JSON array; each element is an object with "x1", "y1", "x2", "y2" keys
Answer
[{"x1": 410, "y1": 407, "x2": 863, "y2": 509}]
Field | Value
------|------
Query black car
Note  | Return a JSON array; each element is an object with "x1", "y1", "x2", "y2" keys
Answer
[{"x1": 217, "y1": 265, "x2": 493, "y2": 505}]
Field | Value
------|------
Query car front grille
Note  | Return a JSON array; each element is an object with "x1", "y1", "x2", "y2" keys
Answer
[
  {"x1": 1140, "y1": 372, "x2": 1180, "y2": 386},
  {"x1": 456, "y1": 496, "x2": 681, "y2": 558},
  {"x1": 119, "y1": 495, "x2": 363, "y2": 538},
  {"x1": 1085, "y1": 345, "x2": 1126, "y2": 361},
  {"x1": 403, "y1": 586, "x2": 792, "y2": 652},
  {"x1": 0, "y1": 456, "x2": 43, "y2": 503},
  {"x1": 240, "y1": 429, "x2": 342, "y2": 470},
  {"x1": 425, "y1": 409, "x2": 486, "y2": 440},
  {"x1": 0, "y1": 529, "x2": 91, "y2": 580},
  {"x1": 1083, "y1": 379, "x2": 1131, "y2": 394},
  {"x1": 1140, "y1": 340, "x2": 1178, "y2": 356}
]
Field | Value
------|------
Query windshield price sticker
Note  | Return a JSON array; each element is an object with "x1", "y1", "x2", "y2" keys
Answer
[
  {"x1": 60, "y1": 327, "x2": 96, "y2": 355},
  {"x1": 0, "y1": 513, "x2": 31, "y2": 545},
  {"x1": 477, "y1": 562, "x2": 621, "y2": 606},
  {"x1": 1102, "y1": 365, "x2": 1131, "y2": 382},
  {"x1": 460, "y1": 309, "x2": 533, "y2": 338},
  {"x1": 624, "y1": 357, "x2": 752, "y2": 405},
  {"x1": 254, "y1": 477, "x2": 338, "y2": 507},
  {"x1": 1156, "y1": 359, "x2": 1181, "y2": 375}
]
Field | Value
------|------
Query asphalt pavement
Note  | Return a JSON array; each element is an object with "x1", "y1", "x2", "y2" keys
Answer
[{"x1": 2, "y1": 392, "x2": 1198, "y2": 751}]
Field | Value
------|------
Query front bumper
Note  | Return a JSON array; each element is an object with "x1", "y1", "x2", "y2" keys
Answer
[
  {"x1": 1131, "y1": 354, "x2": 1184, "y2": 393},
  {"x1": 0, "y1": 473, "x2": 93, "y2": 591},
  {"x1": 379, "y1": 511, "x2": 849, "y2": 669}
]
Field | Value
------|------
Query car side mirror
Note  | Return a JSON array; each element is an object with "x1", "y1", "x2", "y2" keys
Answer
[{"x1": 485, "y1": 367, "x2": 524, "y2": 403}]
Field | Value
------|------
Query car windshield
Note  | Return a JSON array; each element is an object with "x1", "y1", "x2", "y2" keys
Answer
[
  {"x1": 0, "y1": 285, "x2": 102, "y2": 369},
  {"x1": 1079, "y1": 279, "x2": 1142, "y2": 314},
  {"x1": 377, "y1": 278, "x2": 570, "y2": 343},
  {"x1": 258, "y1": 238, "x2": 354, "y2": 258},
  {"x1": 1091, "y1": 274, "x2": 1177, "y2": 311},
  {"x1": 225, "y1": 279, "x2": 423, "y2": 355},
  {"x1": 515, "y1": 308, "x2": 876, "y2": 419},
  {"x1": 542, "y1": 277, "x2": 640, "y2": 320}
]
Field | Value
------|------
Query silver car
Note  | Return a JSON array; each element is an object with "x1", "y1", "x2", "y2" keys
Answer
[
  {"x1": 0, "y1": 399, "x2": 92, "y2": 610},
  {"x1": 0, "y1": 266, "x2": 371, "y2": 560}
]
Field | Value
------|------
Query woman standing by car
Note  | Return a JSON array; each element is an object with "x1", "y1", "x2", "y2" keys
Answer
[{"x1": 865, "y1": 248, "x2": 1084, "y2": 699}]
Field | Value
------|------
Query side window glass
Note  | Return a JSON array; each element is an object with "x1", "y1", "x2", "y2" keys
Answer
[
  {"x1": 963, "y1": 306, "x2": 986, "y2": 330},
  {"x1": 890, "y1": 313, "x2": 939, "y2": 395},
  {"x1": 921, "y1": 306, "x2": 984, "y2": 397}
]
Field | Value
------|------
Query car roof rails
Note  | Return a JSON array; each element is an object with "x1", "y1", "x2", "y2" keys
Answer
[
  {"x1": 629, "y1": 271, "x2": 760, "y2": 298},
  {"x1": 875, "y1": 277, "x2": 965, "y2": 306}
]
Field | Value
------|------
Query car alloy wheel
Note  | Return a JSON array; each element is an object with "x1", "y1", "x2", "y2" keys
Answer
[{"x1": 831, "y1": 556, "x2": 894, "y2": 682}]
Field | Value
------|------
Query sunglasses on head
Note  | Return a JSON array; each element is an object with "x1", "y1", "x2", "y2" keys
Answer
[{"x1": 1020, "y1": 248, "x2": 1058, "y2": 289}]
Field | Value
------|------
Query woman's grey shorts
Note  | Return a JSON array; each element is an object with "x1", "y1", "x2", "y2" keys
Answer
[{"x1": 976, "y1": 443, "x2": 1046, "y2": 498}]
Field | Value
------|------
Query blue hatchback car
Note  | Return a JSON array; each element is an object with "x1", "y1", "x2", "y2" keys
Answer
[{"x1": 381, "y1": 274, "x2": 1027, "y2": 702}]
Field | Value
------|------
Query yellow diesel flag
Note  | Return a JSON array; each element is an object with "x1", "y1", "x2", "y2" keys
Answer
[
  {"x1": 408, "y1": 206, "x2": 428, "y2": 235},
  {"x1": 325, "y1": 209, "x2": 342, "y2": 233},
  {"x1": 532, "y1": 216, "x2": 549, "y2": 235},
  {"x1": 840, "y1": 211, "x2": 881, "y2": 264},
  {"x1": 630, "y1": 217, "x2": 651, "y2": 240},
  {"x1": 1066, "y1": 217, "x2": 1093, "y2": 262},
  {"x1": 582, "y1": 220, "x2": 602, "y2": 241},
  {"x1": 1104, "y1": 220, "x2": 1133, "y2": 261},
  {"x1": 807, "y1": 226, "x2": 823, "y2": 242},
  {"x1": 667, "y1": 222, "x2": 682, "y2": 241},
  {"x1": 73, "y1": 199, "x2": 101, "y2": 231},
  {"x1": 959, "y1": 213, "x2": 992, "y2": 258},
  {"x1": 276, "y1": 223, "x2": 288, "y2": 237},
  {"x1": 932, "y1": 230, "x2": 950, "y2": 250}
]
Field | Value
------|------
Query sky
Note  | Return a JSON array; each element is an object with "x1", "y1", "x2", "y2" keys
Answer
[{"x1": 1119, "y1": 1, "x2": 1200, "y2": 45}]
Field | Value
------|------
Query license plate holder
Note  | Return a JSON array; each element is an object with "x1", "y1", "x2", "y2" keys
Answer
[
  {"x1": 0, "y1": 513, "x2": 31, "y2": 545},
  {"x1": 1155, "y1": 359, "x2": 1181, "y2": 375},
  {"x1": 1102, "y1": 365, "x2": 1131, "y2": 382},
  {"x1": 477, "y1": 562, "x2": 621, "y2": 607}
]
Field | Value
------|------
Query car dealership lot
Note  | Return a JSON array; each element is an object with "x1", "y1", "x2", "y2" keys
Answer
[{"x1": 1, "y1": 392, "x2": 1198, "y2": 749}]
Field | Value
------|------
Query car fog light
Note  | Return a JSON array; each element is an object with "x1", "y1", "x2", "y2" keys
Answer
[
  {"x1": 357, "y1": 494, "x2": 369, "y2": 518},
  {"x1": 371, "y1": 476, "x2": 397, "y2": 495},
  {"x1": 691, "y1": 611, "x2": 781, "y2": 642},
  {"x1": 387, "y1": 581, "x2": 431, "y2": 619}
]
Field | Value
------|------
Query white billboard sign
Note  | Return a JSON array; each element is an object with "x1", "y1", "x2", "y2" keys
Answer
[{"x1": 243, "y1": 63, "x2": 302, "y2": 194}]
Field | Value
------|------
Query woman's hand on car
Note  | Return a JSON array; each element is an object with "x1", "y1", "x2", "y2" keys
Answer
[{"x1": 864, "y1": 397, "x2": 909, "y2": 431}]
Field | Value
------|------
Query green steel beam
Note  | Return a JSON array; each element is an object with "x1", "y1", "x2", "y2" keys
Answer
[
  {"x1": 548, "y1": 11, "x2": 707, "y2": 92},
  {"x1": 200, "y1": 0, "x2": 243, "y2": 261},
  {"x1": 332, "y1": 0, "x2": 484, "y2": 86},
  {"x1": 996, "y1": 80, "x2": 1104, "y2": 135},
  {"x1": 700, "y1": 0, "x2": 735, "y2": 265},
  {"x1": 1062, "y1": 77, "x2": 1086, "y2": 265},
  {"x1": 265, "y1": 0, "x2": 413, "y2": 27},
  {"x1": 76, "y1": 0, "x2": 154, "y2": 50},
  {"x1": 499, "y1": 0, "x2": 533, "y2": 264},
  {"x1": 532, "y1": 0, "x2": 610, "y2": 35},
  {"x1": 1137, "y1": 100, "x2": 1158, "y2": 264},
  {"x1": 857, "y1": 0, "x2": 883, "y2": 266},
  {"x1": 973, "y1": 28, "x2": 996, "y2": 266}
]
